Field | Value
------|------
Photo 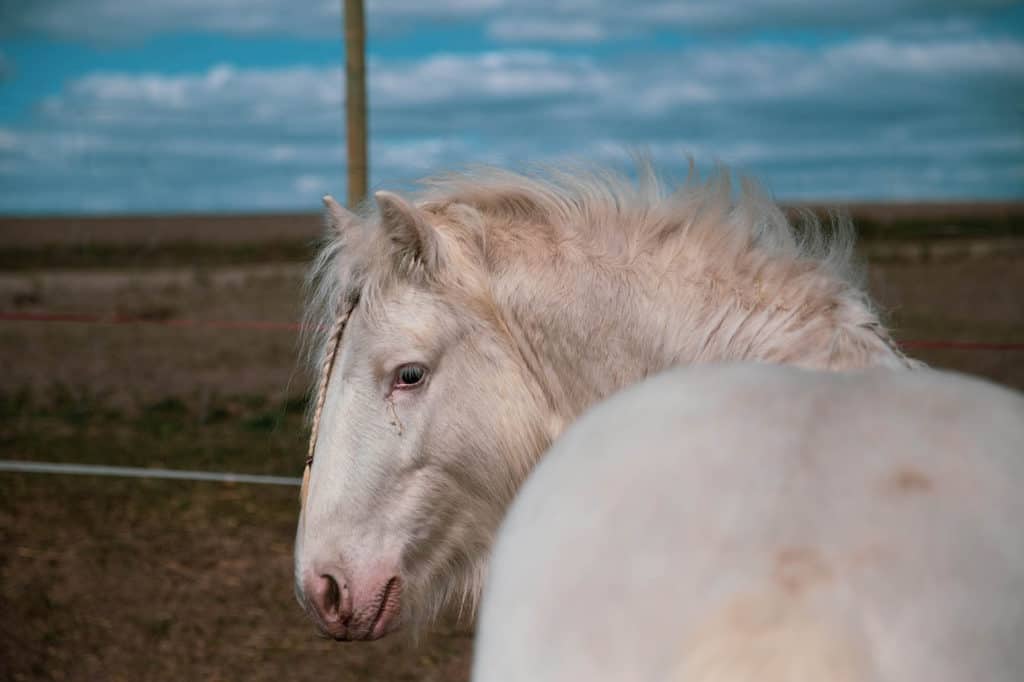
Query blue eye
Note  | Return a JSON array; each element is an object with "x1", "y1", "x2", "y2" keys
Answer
[{"x1": 395, "y1": 364, "x2": 427, "y2": 388}]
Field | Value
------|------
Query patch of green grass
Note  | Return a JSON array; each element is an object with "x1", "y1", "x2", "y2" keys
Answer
[
  {"x1": 144, "y1": 397, "x2": 189, "y2": 416},
  {"x1": 0, "y1": 390, "x2": 312, "y2": 477},
  {"x1": 242, "y1": 413, "x2": 279, "y2": 432}
]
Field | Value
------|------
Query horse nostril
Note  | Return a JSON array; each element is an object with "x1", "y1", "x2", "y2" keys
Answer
[
  {"x1": 309, "y1": 572, "x2": 351, "y2": 628},
  {"x1": 322, "y1": 574, "x2": 340, "y2": 619}
]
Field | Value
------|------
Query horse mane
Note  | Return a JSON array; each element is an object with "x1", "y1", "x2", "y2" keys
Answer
[
  {"x1": 420, "y1": 160, "x2": 859, "y2": 287},
  {"x1": 304, "y1": 160, "x2": 906, "y2": 396}
]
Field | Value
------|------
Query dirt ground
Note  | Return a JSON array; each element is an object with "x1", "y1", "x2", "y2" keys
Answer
[
  {"x1": 1, "y1": 213, "x2": 1022, "y2": 681},
  {"x1": 0, "y1": 213, "x2": 323, "y2": 248}
]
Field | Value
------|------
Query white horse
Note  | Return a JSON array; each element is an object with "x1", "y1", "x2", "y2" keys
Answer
[
  {"x1": 294, "y1": 163, "x2": 917, "y2": 640},
  {"x1": 473, "y1": 363, "x2": 1024, "y2": 681}
]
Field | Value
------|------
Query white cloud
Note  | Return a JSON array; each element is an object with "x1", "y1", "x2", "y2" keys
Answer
[
  {"x1": 293, "y1": 173, "x2": 328, "y2": 195},
  {"x1": 829, "y1": 37, "x2": 1024, "y2": 73},
  {"x1": 487, "y1": 19, "x2": 608, "y2": 43},
  {"x1": 373, "y1": 138, "x2": 477, "y2": 173},
  {"x1": 371, "y1": 51, "x2": 611, "y2": 107}
]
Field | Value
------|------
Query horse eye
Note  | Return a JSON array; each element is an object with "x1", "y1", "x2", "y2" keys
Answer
[{"x1": 395, "y1": 364, "x2": 427, "y2": 388}]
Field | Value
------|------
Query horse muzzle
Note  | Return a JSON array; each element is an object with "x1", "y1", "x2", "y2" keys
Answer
[{"x1": 300, "y1": 566, "x2": 403, "y2": 641}]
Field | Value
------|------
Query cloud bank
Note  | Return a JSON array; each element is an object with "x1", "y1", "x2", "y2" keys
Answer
[{"x1": 0, "y1": 1, "x2": 1021, "y2": 212}]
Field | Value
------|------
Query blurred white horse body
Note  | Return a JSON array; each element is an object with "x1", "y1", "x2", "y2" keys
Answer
[
  {"x1": 474, "y1": 363, "x2": 1024, "y2": 682},
  {"x1": 294, "y1": 163, "x2": 917, "y2": 640}
]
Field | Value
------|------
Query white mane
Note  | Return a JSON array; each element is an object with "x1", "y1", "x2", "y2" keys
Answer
[{"x1": 304, "y1": 161, "x2": 912, "y2": 396}]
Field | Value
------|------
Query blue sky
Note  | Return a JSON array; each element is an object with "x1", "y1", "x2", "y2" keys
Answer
[{"x1": 1, "y1": 0, "x2": 1022, "y2": 214}]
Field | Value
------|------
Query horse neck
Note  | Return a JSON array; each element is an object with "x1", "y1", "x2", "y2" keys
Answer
[{"x1": 494, "y1": 243, "x2": 912, "y2": 428}]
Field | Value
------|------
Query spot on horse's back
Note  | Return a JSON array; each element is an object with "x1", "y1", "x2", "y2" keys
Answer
[
  {"x1": 881, "y1": 467, "x2": 934, "y2": 497},
  {"x1": 774, "y1": 546, "x2": 833, "y2": 596}
]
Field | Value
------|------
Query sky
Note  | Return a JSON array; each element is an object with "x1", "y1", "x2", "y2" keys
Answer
[{"x1": 0, "y1": 0, "x2": 1022, "y2": 214}]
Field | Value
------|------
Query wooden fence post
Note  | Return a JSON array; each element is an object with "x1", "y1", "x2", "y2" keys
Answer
[{"x1": 344, "y1": 0, "x2": 367, "y2": 208}]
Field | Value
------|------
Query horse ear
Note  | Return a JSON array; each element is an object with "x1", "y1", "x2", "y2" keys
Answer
[
  {"x1": 322, "y1": 195, "x2": 358, "y2": 237},
  {"x1": 375, "y1": 190, "x2": 440, "y2": 272}
]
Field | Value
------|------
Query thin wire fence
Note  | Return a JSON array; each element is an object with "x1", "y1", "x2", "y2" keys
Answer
[{"x1": 0, "y1": 459, "x2": 300, "y2": 486}]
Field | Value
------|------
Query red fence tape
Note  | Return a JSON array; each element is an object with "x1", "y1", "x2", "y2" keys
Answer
[{"x1": 1, "y1": 311, "x2": 1022, "y2": 351}]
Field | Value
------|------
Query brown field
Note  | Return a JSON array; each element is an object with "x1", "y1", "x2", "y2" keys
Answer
[
  {"x1": 0, "y1": 213, "x2": 324, "y2": 247},
  {"x1": 1, "y1": 209, "x2": 1023, "y2": 681}
]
